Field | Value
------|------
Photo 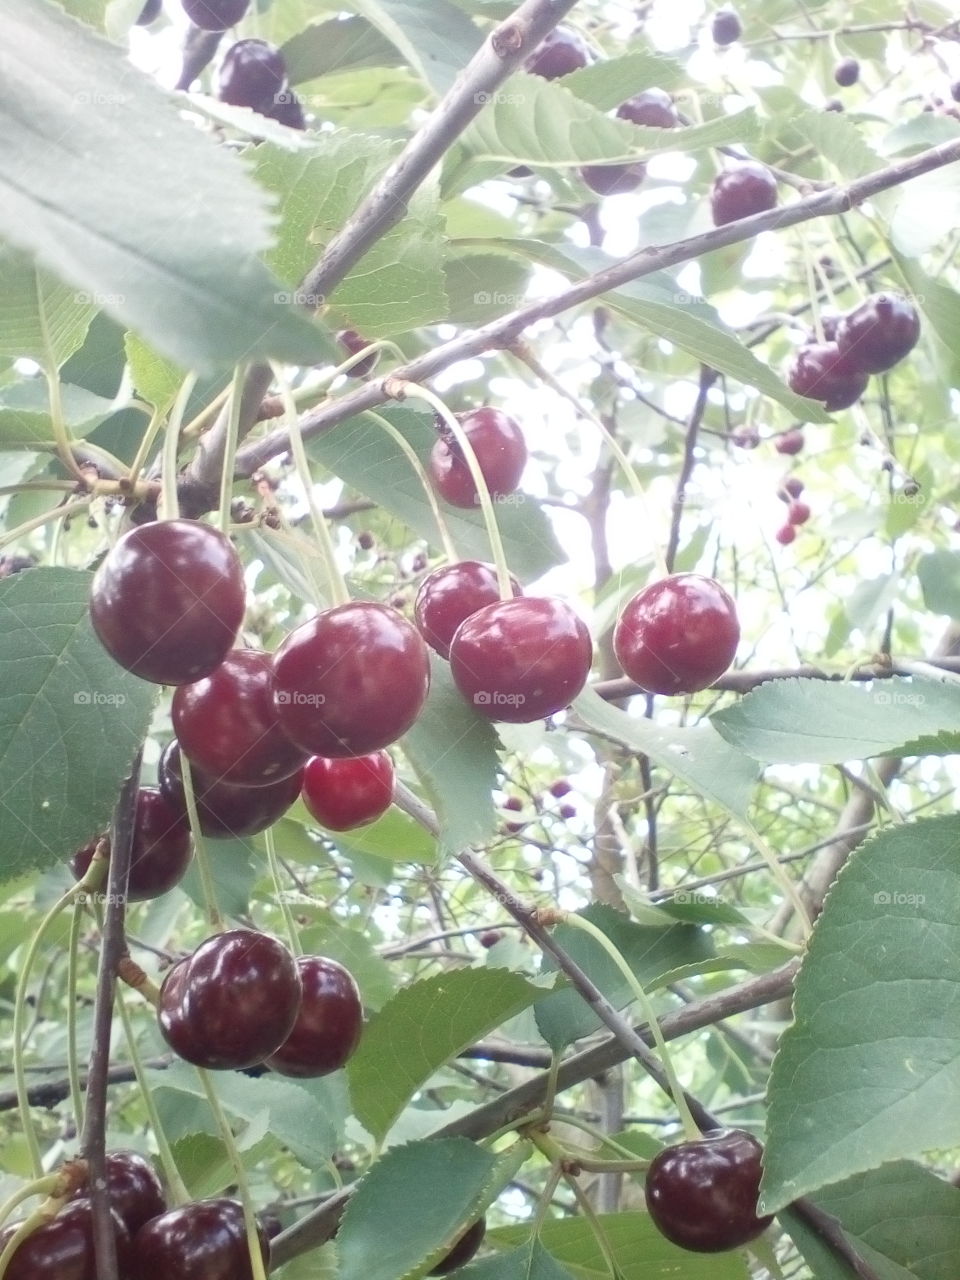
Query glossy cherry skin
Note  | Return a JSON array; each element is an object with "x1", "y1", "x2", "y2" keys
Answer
[
  {"x1": 172, "y1": 649, "x2": 307, "y2": 788},
  {"x1": 835, "y1": 293, "x2": 920, "y2": 374},
  {"x1": 129, "y1": 1199, "x2": 268, "y2": 1280},
  {"x1": 430, "y1": 1218, "x2": 487, "y2": 1275},
  {"x1": 786, "y1": 342, "x2": 868, "y2": 411},
  {"x1": 337, "y1": 329, "x2": 379, "y2": 377},
  {"x1": 711, "y1": 163, "x2": 778, "y2": 226},
  {"x1": 181, "y1": 0, "x2": 249, "y2": 30},
  {"x1": 613, "y1": 574, "x2": 740, "y2": 696},
  {"x1": 158, "y1": 740, "x2": 302, "y2": 839},
  {"x1": 90, "y1": 520, "x2": 245, "y2": 686},
  {"x1": 429, "y1": 408, "x2": 527, "y2": 510},
  {"x1": 711, "y1": 7, "x2": 742, "y2": 44},
  {"x1": 272, "y1": 603, "x2": 431, "y2": 757},
  {"x1": 301, "y1": 753, "x2": 395, "y2": 831},
  {"x1": 136, "y1": 0, "x2": 162, "y2": 23},
  {"x1": 581, "y1": 89, "x2": 679, "y2": 195},
  {"x1": 158, "y1": 929, "x2": 302, "y2": 1070},
  {"x1": 70, "y1": 1150, "x2": 166, "y2": 1236},
  {"x1": 414, "y1": 561, "x2": 522, "y2": 659},
  {"x1": 644, "y1": 1130, "x2": 773, "y2": 1252},
  {"x1": 833, "y1": 57, "x2": 860, "y2": 87},
  {"x1": 449, "y1": 597, "x2": 592, "y2": 723},
  {"x1": 774, "y1": 428, "x2": 804, "y2": 455},
  {"x1": 218, "y1": 39, "x2": 287, "y2": 112},
  {"x1": 265, "y1": 955, "x2": 363, "y2": 1077},
  {"x1": 71, "y1": 788, "x2": 192, "y2": 902},
  {"x1": 524, "y1": 27, "x2": 589, "y2": 79},
  {"x1": 0, "y1": 1198, "x2": 131, "y2": 1280}
]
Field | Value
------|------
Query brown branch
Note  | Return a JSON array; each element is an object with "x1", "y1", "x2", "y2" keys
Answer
[{"x1": 665, "y1": 366, "x2": 715, "y2": 573}]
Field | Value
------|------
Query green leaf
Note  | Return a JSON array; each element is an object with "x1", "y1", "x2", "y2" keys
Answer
[
  {"x1": 347, "y1": 969, "x2": 547, "y2": 1140},
  {"x1": 124, "y1": 334, "x2": 184, "y2": 411},
  {"x1": 770, "y1": 109, "x2": 879, "y2": 180},
  {"x1": 171, "y1": 1129, "x2": 274, "y2": 1199},
  {"x1": 561, "y1": 52, "x2": 684, "y2": 109},
  {"x1": 458, "y1": 1240, "x2": 577, "y2": 1280},
  {"x1": 534, "y1": 903, "x2": 715, "y2": 1050},
  {"x1": 886, "y1": 162, "x2": 960, "y2": 258},
  {"x1": 0, "y1": 246, "x2": 95, "y2": 368},
  {"x1": 178, "y1": 836, "x2": 259, "y2": 918},
  {"x1": 443, "y1": 254, "x2": 531, "y2": 325},
  {"x1": 334, "y1": 805, "x2": 439, "y2": 865},
  {"x1": 0, "y1": 0, "x2": 325, "y2": 374},
  {"x1": 761, "y1": 816, "x2": 960, "y2": 1213},
  {"x1": 299, "y1": 918, "x2": 396, "y2": 1012},
  {"x1": 282, "y1": 16, "x2": 403, "y2": 84},
  {"x1": 341, "y1": 0, "x2": 483, "y2": 95},
  {"x1": 0, "y1": 568, "x2": 155, "y2": 881},
  {"x1": 894, "y1": 254, "x2": 960, "y2": 389},
  {"x1": 918, "y1": 550, "x2": 960, "y2": 618},
  {"x1": 712, "y1": 675, "x2": 960, "y2": 764},
  {"x1": 0, "y1": 380, "x2": 116, "y2": 449}
]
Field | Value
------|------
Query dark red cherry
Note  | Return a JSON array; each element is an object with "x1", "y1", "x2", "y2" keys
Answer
[
  {"x1": 130, "y1": 1199, "x2": 268, "y2": 1280},
  {"x1": 524, "y1": 27, "x2": 590, "y2": 79},
  {"x1": 835, "y1": 293, "x2": 921, "y2": 374},
  {"x1": 70, "y1": 1150, "x2": 166, "y2": 1236},
  {"x1": 775, "y1": 524, "x2": 796, "y2": 546},
  {"x1": 786, "y1": 342, "x2": 868, "y2": 411},
  {"x1": 158, "y1": 929, "x2": 301, "y2": 1070},
  {"x1": 449, "y1": 597, "x2": 592, "y2": 723},
  {"x1": 711, "y1": 162, "x2": 778, "y2": 225},
  {"x1": 549, "y1": 778, "x2": 572, "y2": 798},
  {"x1": 172, "y1": 649, "x2": 307, "y2": 788},
  {"x1": 778, "y1": 475, "x2": 804, "y2": 500},
  {"x1": 265, "y1": 955, "x2": 363, "y2": 1077},
  {"x1": 218, "y1": 39, "x2": 287, "y2": 112},
  {"x1": 430, "y1": 1218, "x2": 487, "y2": 1275},
  {"x1": 300, "y1": 753, "x2": 394, "y2": 831},
  {"x1": 644, "y1": 1129, "x2": 773, "y2": 1252},
  {"x1": 136, "y1": 0, "x2": 163, "y2": 23},
  {"x1": 711, "y1": 7, "x2": 742, "y2": 44},
  {"x1": 774, "y1": 428, "x2": 804, "y2": 455},
  {"x1": 90, "y1": 520, "x2": 245, "y2": 686},
  {"x1": 833, "y1": 57, "x2": 860, "y2": 87},
  {"x1": 0, "y1": 1198, "x2": 131, "y2": 1280},
  {"x1": 429, "y1": 408, "x2": 527, "y2": 509},
  {"x1": 336, "y1": 329, "x2": 379, "y2": 377},
  {"x1": 272, "y1": 602, "x2": 431, "y2": 757},
  {"x1": 157, "y1": 740, "x2": 302, "y2": 839},
  {"x1": 613, "y1": 574, "x2": 740, "y2": 696},
  {"x1": 414, "y1": 561, "x2": 522, "y2": 659},
  {"x1": 787, "y1": 500, "x2": 810, "y2": 526},
  {"x1": 181, "y1": 0, "x2": 249, "y2": 31},
  {"x1": 478, "y1": 930, "x2": 503, "y2": 948},
  {"x1": 581, "y1": 89, "x2": 678, "y2": 195},
  {"x1": 71, "y1": 788, "x2": 192, "y2": 902}
]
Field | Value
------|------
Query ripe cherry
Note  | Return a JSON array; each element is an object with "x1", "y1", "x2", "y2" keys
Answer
[
  {"x1": 711, "y1": 7, "x2": 742, "y2": 45},
  {"x1": 558, "y1": 802, "x2": 576, "y2": 820},
  {"x1": 429, "y1": 408, "x2": 527, "y2": 510},
  {"x1": 430, "y1": 1218, "x2": 487, "y2": 1275},
  {"x1": 613, "y1": 574, "x2": 740, "y2": 696},
  {"x1": 218, "y1": 39, "x2": 287, "y2": 113},
  {"x1": 265, "y1": 955, "x2": 363, "y2": 1077},
  {"x1": 525, "y1": 27, "x2": 590, "y2": 79},
  {"x1": 172, "y1": 649, "x2": 307, "y2": 788},
  {"x1": 835, "y1": 293, "x2": 921, "y2": 374},
  {"x1": 136, "y1": 0, "x2": 163, "y2": 23},
  {"x1": 181, "y1": 0, "x2": 249, "y2": 30},
  {"x1": 158, "y1": 740, "x2": 301, "y2": 839},
  {"x1": 71, "y1": 788, "x2": 192, "y2": 902},
  {"x1": 130, "y1": 1199, "x2": 268, "y2": 1280},
  {"x1": 775, "y1": 524, "x2": 796, "y2": 546},
  {"x1": 786, "y1": 342, "x2": 868, "y2": 411},
  {"x1": 550, "y1": 778, "x2": 572, "y2": 798},
  {"x1": 70, "y1": 1150, "x2": 166, "y2": 1235},
  {"x1": 272, "y1": 602, "x2": 430, "y2": 757},
  {"x1": 777, "y1": 476, "x2": 804, "y2": 501},
  {"x1": 414, "y1": 561, "x2": 522, "y2": 659},
  {"x1": 787, "y1": 499, "x2": 810, "y2": 526},
  {"x1": 833, "y1": 57, "x2": 860, "y2": 87},
  {"x1": 581, "y1": 89, "x2": 679, "y2": 195},
  {"x1": 337, "y1": 329, "x2": 379, "y2": 377},
  {"x1": 158, "y1": 929, "x2": 301, "y2": 1070},
  {"x1": 0, "y1": 1199, "x2": 131, "y2": 1280},
  {"x1": 774, "y1": 429, "x2": 804, "y2": 456},
  {"x1": 711, "y1": 163, "x2": 778, "y2": 225},
  {"x1": 479, "y1": 930, "x2": 503, "y2": 948},
  {"x1": 90, "y1": 520, "x2": 245, "y2": 686},
  {"x1": 301, "y1": 752, "x2": 395, "y2": 831},
  {"x1": 644, "y1": 1129, "x2": 773, "y2": 1252},
  {"x1": 449, "y1": 597, "x2": 592, "y2": 723}
]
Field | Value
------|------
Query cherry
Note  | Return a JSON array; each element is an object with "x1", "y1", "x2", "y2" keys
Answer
[
  {"x1": 0, "y1": 1199, "x2": 131, "y2": 1280},
  {"x1": 71, "y1": 788, "x2": 192, "y2": 902},
  {"x1": 786, "y1": 342, "x2": 868, "y2": 411},
  {"x1": 478, "y1": 930, "x2": 503, "y2": 948},
  {"x1": 70, "y1": 1150, "x2": 166, "y2": 1236},
  {"x1": 644, "y1": 1129, "x2": 773, "y2": 1252},
  {"x1": 524, "y1": 27, "x2": 590, "y2": 80},
  {"x1": 337, "y1": 329, "x2": 379, "y2": 377},
  {"x1": 449, "y1": 597, "x2": 592, "y2": 723},
  {"x1": 710, "y1": 162, "x2": 778, "y2": 226},
  {"x1": 158, "y1": 740, "x2": 302, "y2": 839},
  {"x1": 429, "y1": 1218, "x2": 486, "y2": 1275},
  {"x1": 90, "y1": 520, "x2": 245, "y2": 686},
  {"x1": 613, "y1": 574, "x2": 740, "y2": 696},
  {"x1": 218, "y1": 40, "x2": 287, "y2": 113},
  {"x1": 172, "y1": 649, "x2": 307, "y2": 788},
  {"x1": 0, "y1": 554, "x2": 37, "y2": 576},
  {"x1": 357, "y1": 530, "x2": 375, "y2": 551},
  {"x1": 414, "y1": 561, "x2": 522, "y2": 659},
  {"x1": 774, "y1": 429, "x2": 804, "y2": 456},
  {"x1": 730, "y1": 425, "x2": 759, "y2": 449},
  {"x1": 775, "y1": 524, "x2": 796, "y2": 546},
  {"x1": 301, "y1": 752, "x2": 394, "y2": 831},
  {"x1": 952, "y1": 81, "x2": 960, "y2": 104},
  {"x1": 136, "y1": 0, "x2": 163, "y2": 23},
  {"x1": 777, "y1": 476, "x2": 804, "y2": 501},
  {"x1": 711, "y1": 7, "x2": 742, "y2": 45},
  {"x1": 181, "y1": 0, "x2": 249, "y2": 31},
  {"x1": 130, "y1": 1199, "x2": 268, "y2": 1280},
  {"x1": 787, "y1": 499, "x2": 810, "y2": 526},
  {"x1": 429, "y1": 408, "x2": 527, "y2": 510},
  {"x1": 558, "y1": 802, "x2": 577, "y2": 820},
  {"x1": 265, "y1": 955, "x2": 363, "y2": 1077},
  {"x1": 158, "y1": 928, "x2": 301, "y2": 1070},
  {"x1": 549, "y1": 779, "x2": 572, "y2": 798},
  {"x1": 825, "y1": 99, "x2": 844, "y2": 112},
  {"x1": 272, "y1": 602, "x2": 431, "y2": 757},
  {"x1": 835, "y1": 293, "x2": 921, "y2": 374},
  {"x1": 834, "y1": 57, "x2": 860, "y2": 87},
  {"x1": 581, "y1": 89, "x2": 679, "y2": 195}
]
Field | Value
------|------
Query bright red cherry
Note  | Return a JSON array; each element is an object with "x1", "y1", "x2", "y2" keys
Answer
[
  {"x1": 265, "y1": 955, "x2": 363, "y2": 1077},
  {"x1": 272, "y1": 602, "x2": 430, "y2": 757},
  {"x1": 428, "y1": 409, "x2": 527, "y2": 510},
  {"x1": 157, "y1": 740, "x2": 302, "y2": 839},
  {"x1": 70, "y1": 1150, "x2": 166, "y2": 1236},
  {"x1": 0, "y1": 1198, "x2": 131, "y2": 1280},
  {"x1": 524, "y1": 27, "x2": 590, "y2": 79},
  {"x1": 218, "y1": 39, "x2": 287, "y2": 112},
  {"x1": 775, "y1": 524, "x2": 796, "y2": 546},
  {"x1": 833, "y1": 57, "x2": 860, "y2": 87},
  {"x1": 172, "y1": 649, "x2": 307, "y2": 788},
  {"x1": 414, "y1": 561, "x2": 522, "y2": 659},
  {"x1": 711, "y1": 7, "x2": 742, "y2": 44},
  {"x1": 90, "y1": 520, "x2": 245, "y2": 686},
  {"x1": 774, "y1": 429, "x2": 804, "y2": 455},
  {"x1": 430, "y1": 1218, "x2": 487, "y2": 1275},
  {"x1": 71, "y1": 788, "x2": 192, "y2": 902},
  {"x1": 129, "y1": 1199, "x2": 268, "y2": 1280},
  {"x1": 449, "y1": 597, "x2": 592, "y2": 723},
  {"x1": 786, "y1": 342, "x2": 868, "y2": 411},
  {"x1": 581, "y1": 89, "x2": 679, "y2": 195},
  {"x1": 835, "y1": 293, "x2": 921, "y2": 374},
  {"x1": 158, "y1": 929, "x2": 302, "y2": 1070},
  {"x1": 644, "y1": 1130, "x2": 773, "y2": 1252},
  {"x1": 787, "y1": 500, "x2": 810, "y2": 526},
  {"x1": 337, "y1": 330, "x2": 379, "y2": 377},
  {"x1": 711, "y1": 163, "x2": 778, "y2": 225},
  {"x1": 613, "y1": 574, "x2": 740, "y2": 696},
  {"x1": 300, "y1": 753, "x2": 394, "y2": 831},
  {"x1": 181, "y1": 0, "x2": 248, "y2": 30}
]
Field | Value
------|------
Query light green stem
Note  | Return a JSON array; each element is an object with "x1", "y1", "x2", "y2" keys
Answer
[
  {"x1": 67, "y1": 902, "x2": 85, "y2": 1136},
  {"x1": 264, "y1": 827, "x2": 302, "y2": 956},
  {"x1": 218, "y1": 365, "x2": 246, "y2": 536},
  {"x1": 158, "y1": 374, "x2": 198, "y2": 522},
  {"x1": 179, "y1": 762, "x2": 223, "y2": 931},
  {"x1": 363, "y1": 410, "x2": 458, "y2": 562}
]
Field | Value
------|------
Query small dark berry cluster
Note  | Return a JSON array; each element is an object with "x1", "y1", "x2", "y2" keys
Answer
[{"x1": 774, "y1": 475, "x2": 808, "y2": 547}]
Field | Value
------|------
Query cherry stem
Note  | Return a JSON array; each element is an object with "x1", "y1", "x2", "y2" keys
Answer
[
  {"x1": 270, "y1": 360, "x2": 350, "y2": 608},
  {"x1": 0, "y1": 1177, "x2": 60, "y2": 1231},
  {"x1": 0, "y1": 1204, "x2": 61, "y2": 1280},
  {"x1": 159, "y1": 374, "x2": 198, "y2": 522},
  {"x1": 336, "y1": 338, "x2": 404, "y2": 377},
  {"x1": 178, "y1": 761, "x2": 224, "y2": 931},
  {"x1": 545, "y1": 1113, "x2": 650, "y2": 1163},
  {"x1": 67, "y1": 901, "x2": 85, "y2": 1136},
  {"x1": 43, "y1": 359, "x2": 85, "y2": 484},
  {"x1": 362, "y1": 410, "x2": 459, "y2": 563},
  {"x1": 218, "y1": 364, "x2": 247, "y2": 536},
  {"x1": 741, "y1": 820, "x2": 812, "y2": 940},
  {"x1": 0, "y1": 497, "x2": 92, "y2": 555},
  {"x1": 127, "y1": 406, "x2": 167, "y2": 492},
  {"x1": 264, "y1": 827, "x2": 302, "y2": 956}
]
